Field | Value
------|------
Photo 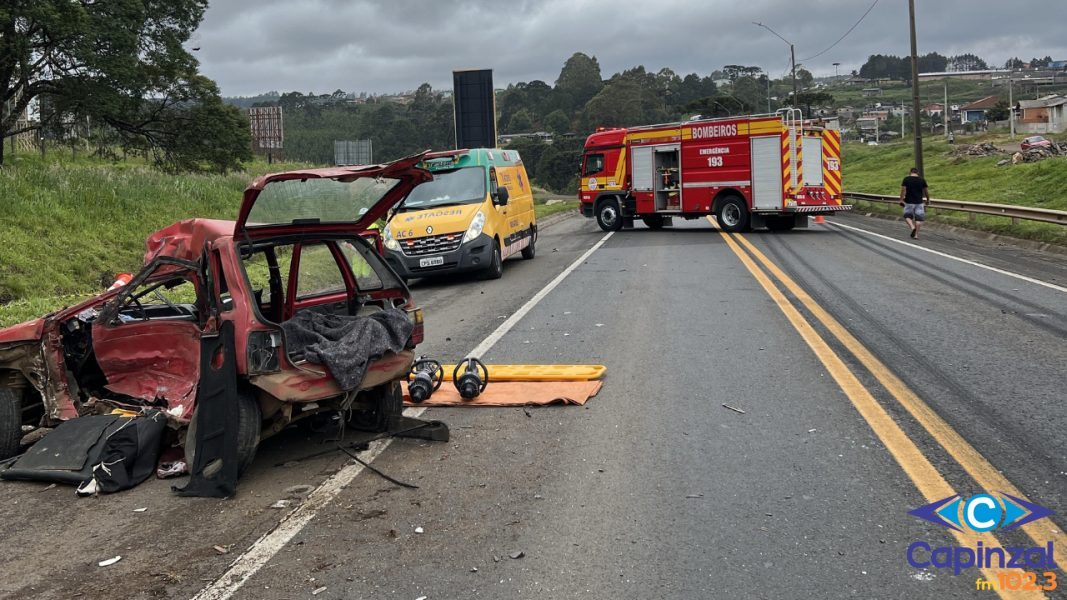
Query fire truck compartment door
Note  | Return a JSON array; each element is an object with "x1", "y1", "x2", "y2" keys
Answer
[
  {"x1": 751, "y1": 136, "x2": 783, "y2": 210},
  {"x1": 631, "y1": 146, "x2": 654, "y2": 192},
  {"x1": 802, "y1": 136, "x2": 824, "y2": 186}
]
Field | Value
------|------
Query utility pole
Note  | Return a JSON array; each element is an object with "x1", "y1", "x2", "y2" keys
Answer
[
  {"x1": 902, "y1": 105, "x2": 906, "y2": 139},
  {"x1": 908, "y1": 0, "x2": 924, "y2": 175},
  {"x1": 944, "y1": 81, "x2": 949, "y2": 140},
  {"x1": 754, "y1": 22, "x2": 798, "y2": 107},
  {"x1": 1009, "y1": 77, "x2": 1016, "y2": 140}
]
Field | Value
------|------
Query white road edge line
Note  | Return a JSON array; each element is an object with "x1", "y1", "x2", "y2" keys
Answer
[
  {"x1": 191, "y1": 230, "x2": 614, "y2": 600},
  {"x1": 829, "y1": 221, "x2": 1067, "y2": 294}
]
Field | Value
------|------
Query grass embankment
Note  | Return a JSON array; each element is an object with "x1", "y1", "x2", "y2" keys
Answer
[
  {"x1": 0, "y1": 156, "x2": 579, "y2": 327},
  {"x1": 843, "y1": 137, "x2": 1067, "y2": 245}
]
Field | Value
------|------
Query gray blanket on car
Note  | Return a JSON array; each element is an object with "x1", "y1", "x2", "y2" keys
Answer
[{"x1": 280, "y1": 308, "x2": 413, "y2": 391}]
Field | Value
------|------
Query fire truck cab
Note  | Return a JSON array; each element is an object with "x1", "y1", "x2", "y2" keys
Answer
[{"x1": 578, "y1": 110, "x2": 850, "y2": 232}]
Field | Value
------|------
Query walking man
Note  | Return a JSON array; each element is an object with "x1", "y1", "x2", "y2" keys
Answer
[{"x1": 899, "y1": 167, "x2": 930, "y2": 239}]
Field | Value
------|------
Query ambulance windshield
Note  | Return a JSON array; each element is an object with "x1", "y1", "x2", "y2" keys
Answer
[{"x1": 399, "y1": 167, "x2": 486, "y2": 210}]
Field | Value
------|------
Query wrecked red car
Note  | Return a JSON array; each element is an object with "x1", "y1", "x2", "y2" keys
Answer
[{"x1": 0, "y1": 154, "x2": 432, "y2": 474}]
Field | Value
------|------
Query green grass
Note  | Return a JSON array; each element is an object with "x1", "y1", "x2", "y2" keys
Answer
[
  {"x1": 843, "y1": 138, "x2": 1067, "y2": 244},
  {"x1": 0, "y1": 153, "x2": 311, "y2": 327},
  {"x1": 0, "y1": 154, "x2": 581, "y2": 328}
]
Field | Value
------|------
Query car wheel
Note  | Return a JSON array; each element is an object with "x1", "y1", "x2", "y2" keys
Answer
[
  {"x1": 766, "y1": 216, "x2": 796, "y2": 232},
  {"x1": 185, "y1": 388, "x2": 261, "y2": 479},
  {"x1": 641, "y1": 215, "x2": 665, "y2": 230},
  {"x1": 715, "y1": 195, "x2": 750, "y2": 233},
  {"x1": 349, "y1": 381, "x2": 403, "y2": 433},
  {"x1": 596, "y1": 198, "x2": 624, "y2": 232},
  {"x1": 483, "y1": 239, "x2": 503, "y2": 280},
  {"x1": 521, "y1": 228, "x2": 536, "y2": 260},
  {"x1": 0, "y1": 388, "x2": 21, "y2": 460}
]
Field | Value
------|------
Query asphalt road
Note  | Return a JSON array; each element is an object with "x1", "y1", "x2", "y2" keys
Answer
[{"x1": 1, "y1": 211, "x2": 1064, "y2": 599}]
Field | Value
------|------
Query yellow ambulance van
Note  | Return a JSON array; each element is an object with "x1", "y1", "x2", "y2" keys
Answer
[{"x1": 382, "y1": 148, "x2": 536, "y2": 281}]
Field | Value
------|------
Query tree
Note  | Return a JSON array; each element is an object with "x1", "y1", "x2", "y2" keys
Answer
[
  {"x1": 543, "y1": 109, "x2": 570, "y2": 135},
  {"x1": 796, "y1": 68, "x2": 814, "y2": 89},
  {"x1": 917, "y1": 52, "x2": 948, "y2": 74},
  {"x1": 948, "y1": 53, "x2": 988, "y2": 72},
  {"x1": 506, "y1": 108, "x2": 533, "y2": 133},
  {"x1": 986, "y1": 100, "x2": 1010, "y2": 123},
  {"x1": 1004, "y1": 57, "x2": 1025, "y2": 70},
  {"x1": 1029, "y1": 56, "x2": 1053, "y2": 68},
  {"x1": 793, "y1": 91, "x2": 834, "y2": 116},
  {"x1": 0, "y1": 0, "x2": 249, "y2": 171},
  {"x1": 555, "y1": 53, "x2": 604, "y2": 109}
]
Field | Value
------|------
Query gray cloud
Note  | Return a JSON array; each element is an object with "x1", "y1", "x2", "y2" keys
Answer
[{"x1": 194, "y1": 0, "x2": 1067, "y2": 96}]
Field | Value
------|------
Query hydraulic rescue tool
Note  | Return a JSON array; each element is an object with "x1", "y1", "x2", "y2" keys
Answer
[
  {"x1": 453, "y1": 357, "x2": 489, "y2": 400},
  {"x1": 408, "y1": 357, "x2": 444, "y2": 403}
]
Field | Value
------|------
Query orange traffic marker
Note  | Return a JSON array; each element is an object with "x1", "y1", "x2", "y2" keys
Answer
[{"x1": 814, "y1": 215, "x2": 826, "y2": 224}]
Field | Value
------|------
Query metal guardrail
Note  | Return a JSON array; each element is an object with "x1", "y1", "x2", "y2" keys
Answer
[{"x1": 843, "y1": 192, "x2": 1067, "y2": 227}]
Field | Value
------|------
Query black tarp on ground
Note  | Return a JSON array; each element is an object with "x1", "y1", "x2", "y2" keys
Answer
[
  {"x1": 1, "y1": 414, "x2": 123, "y2": 485},
  {"x1": 174, "y1": 321, "x2": 239, "y2": 498},
  {"x1": 84, "y1": 410, "x2": 167, "y2": 494},
  {"x1": 280, "y1": 308, "x2": 413, "y2": 391}
]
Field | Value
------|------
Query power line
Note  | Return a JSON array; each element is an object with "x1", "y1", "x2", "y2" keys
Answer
[{"x1": 800, "y1": 0, "x2": 880, "y2": 62}]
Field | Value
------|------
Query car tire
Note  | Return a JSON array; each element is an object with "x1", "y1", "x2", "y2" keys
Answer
[
  {"x1": 349, "y1": 381, "x2": 403, "y2": 433},
  {"x1": 596, "y1": 198, "x2": 624, "y2": 232},
  {"x1": 483, "y1": 239, "x2": 503, "y2": 280},
  {"x1": 0, "y1": 387, "x2": 22, "y2": 460},
  {"x1": 766, "y1": 216, "x2": 796, "y2": 232},
  {"x1": 185, "y1": 388, "x2": 261, "y2": 479},
  {"x1": 521, "y1": 228, "x2": 536, "y2": 260},
  {"x1": 641, "y1": 215, "x2": 665, "y2": 230},
  {"x1": 715, "y1": 195, "x2": 750, "y2": 233}
]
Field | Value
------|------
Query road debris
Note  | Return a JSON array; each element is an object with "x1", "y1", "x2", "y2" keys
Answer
[
  {"x1": 133, "y1": 507, "x2": 148, "y2": 513},
  {"x1": 284, "y1": 484, "x2": 314, "y2": 497},
  {"x1": 98, "y1": 556, "x2": 122, "y2": 567},
  {"x1": 212, "y1": 545, "x2": 229, "y2": 555},
  {"x1": 722, "y1": 403, "x2": 746, "y2": 414},
  {"x1": 686, "y1": 494, "x2": 704, "y2": 499},
  {"x1": 509, "y1": 550, "x2": 525, "y2": 559},
  {"x1": 270, "y1": 499, "x2": 292, "y2": 509},
  {"x1": 414, "y1": 526, "x2": 425, "y2": 534},
  {"x1": 311, "y1": 586, "x2": 327, "y2": 595}
]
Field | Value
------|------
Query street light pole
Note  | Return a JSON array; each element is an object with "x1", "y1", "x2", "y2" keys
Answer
[
  {"x1": 908, "y1": 0, "x2": 924, "y2": 176},
  {"x1": 754, "y1": 22, "x2": 798, "y2": 106}
]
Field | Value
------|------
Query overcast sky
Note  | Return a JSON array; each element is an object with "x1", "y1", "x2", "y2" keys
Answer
[{"x1": 194, "y1": 0, "x2": 1067, "y2": 97}]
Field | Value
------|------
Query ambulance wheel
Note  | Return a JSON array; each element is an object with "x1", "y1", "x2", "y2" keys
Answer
[
  {"x1": 766, "y1": 216, "x2": 796, "y2": 232},
  {"x1": 483, "y1": 239, "x2": 504, "y2": 280},
  {"x1": 641, "y1": 215, "x2": 665, "y2": 230},
  {"x1": 521, "y1": 227, "x2": 536, "y2": 259},
  {"x1": 596, "y1": 198, "x2": 624, "y2": 232},
  {"x1": 716, "y1": 196, "x2": 750, "y2": 232}
]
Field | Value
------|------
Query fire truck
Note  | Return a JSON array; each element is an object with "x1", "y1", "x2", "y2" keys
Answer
[{"x1": 578, "y1": 110, "x2": 850, "y2": 232}]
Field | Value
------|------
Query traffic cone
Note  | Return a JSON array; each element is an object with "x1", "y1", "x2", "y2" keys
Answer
[
  {"x1": 813, "y1": 215, "x2": 826, "y2": 224},
  {"x1": 107, "y1": 272, "x2": 133, "y2": 291}
]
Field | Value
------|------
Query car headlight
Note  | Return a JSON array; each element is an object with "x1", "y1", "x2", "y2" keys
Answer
[
  {"x1": 463, "y1": 210, "x2": 486, "y2": 243},
  {"x1": 383, "y1": 226, "x2": 400, "y2": 251}
]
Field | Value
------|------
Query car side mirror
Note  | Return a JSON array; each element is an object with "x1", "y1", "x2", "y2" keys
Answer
[{"x1": 494, "y1": 186, "x2": 510, "y2": 206}]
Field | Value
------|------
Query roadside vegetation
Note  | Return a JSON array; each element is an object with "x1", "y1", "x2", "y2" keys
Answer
[
  {"x1": 843, "y1": 137, "x2": 1067, "y2": 244},
  {"x1": 0, "y1": 155, "x2": 578, "y2": 327}
]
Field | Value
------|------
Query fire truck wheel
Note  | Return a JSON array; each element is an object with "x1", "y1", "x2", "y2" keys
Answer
[
  {"x1": 596, "y1": 198, "x2": 624, "y2": 232},
  {"x1": 641, "y1": 216, "x2": 665, "y2": 230},
  {"x1": 715, "y1": 196, "x2": 750, "y2": 232},
  {"x1": 766, "y1": 216, "x2": 796, "y2": 232}
]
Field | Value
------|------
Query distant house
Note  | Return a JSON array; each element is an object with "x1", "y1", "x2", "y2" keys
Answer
[
  {"x1": 836, "y1": 106, "x2": 857, "y2": 120},
  {"x1": 1048, "y1": 60, "x2": 1067, "y2": 71},
  {"x1": 862, "y1": 88, "x2": 882, "y2": 98},
  {"x1": 863, "y1": 109, "x2": 890, "y2": 122},
  {"x1": 924, "y1": 103, "x2": 944, "y2": 117},
  {"x1": 1017, "y1": 95, "x2": 1067, "y2": 134},
  {"x1": 855, "y1": 117, "x2": 880, "y2": 133},
  {"x1": 917, "y1": 69, "x2": 1010, "y2": 82},
  {"x1": 960, "y1": 95, "x2": 1000, "y2": 123}
]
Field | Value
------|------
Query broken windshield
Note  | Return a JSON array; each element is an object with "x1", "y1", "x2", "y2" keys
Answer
[
  {"x1": 398, "y1": 167, "x2": 485, "y2": 211},
  {"x1": 246, "y1": 177, "x2": 401, "y2": 227}
]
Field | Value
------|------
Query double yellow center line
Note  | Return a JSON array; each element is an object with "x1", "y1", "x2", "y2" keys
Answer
[{"x1": 714, "y1": 220, "x2": 1062, "y2": 598}]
